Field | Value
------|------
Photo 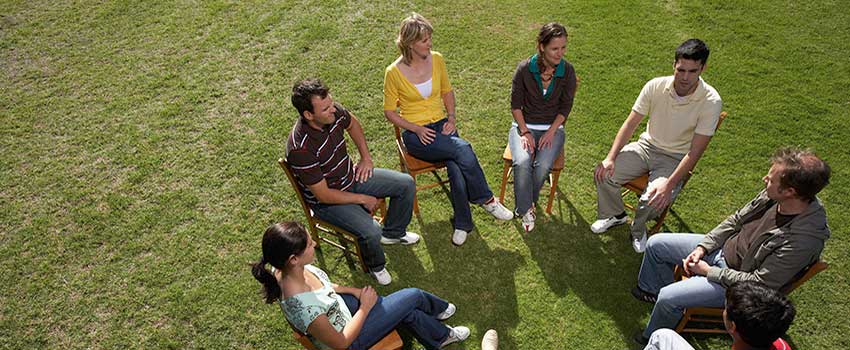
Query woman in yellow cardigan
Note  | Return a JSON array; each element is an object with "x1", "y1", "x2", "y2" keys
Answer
[{"x1": 383, "y1": 13, "x2": 512, "y2": 246}]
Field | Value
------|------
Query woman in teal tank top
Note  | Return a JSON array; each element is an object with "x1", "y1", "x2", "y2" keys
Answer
[{"x1": 251, "y1": 222, "x2": 470, "y2": 350}]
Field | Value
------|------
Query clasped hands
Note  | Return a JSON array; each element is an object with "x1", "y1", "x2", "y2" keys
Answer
[{"x1": 681, "y1": 246, "x2": 710, "y2": 277}]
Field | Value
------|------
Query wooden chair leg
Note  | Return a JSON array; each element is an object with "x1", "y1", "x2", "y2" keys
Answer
[
  {"x1": 649, "y1": 206, "x2": 670, "y2": 235},
  {"x1": 499, "y1": 160, "x2": 511, "y2": 203},
  {"x1": 411, "y1": 173, "x2": 420, "y2": 215},
  {"x1": 674, "y1": 309, "x2": 692, "y2": 333},
  {"x1": 546, "y1": 169, "x2": 561, "y2": 215}
]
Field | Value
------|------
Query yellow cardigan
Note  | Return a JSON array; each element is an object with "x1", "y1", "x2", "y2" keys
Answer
[{"x1": 383, "y1": 51, "x2": 453, "y2": 126}]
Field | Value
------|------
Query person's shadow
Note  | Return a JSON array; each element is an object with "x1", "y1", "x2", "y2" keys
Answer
[
  {"x1": 375, "y1": 218, "x2": 524, "y2": 350},
  {"x1": 518, "y1": 195, "x2": 649, "y2": 345}
]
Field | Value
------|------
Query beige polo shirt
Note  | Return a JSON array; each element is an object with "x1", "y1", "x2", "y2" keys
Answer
[{"x1": 632, "y1": 76, "x2": 722, "y2": 154}]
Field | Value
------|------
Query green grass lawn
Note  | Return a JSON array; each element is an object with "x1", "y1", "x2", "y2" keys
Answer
[{"x1": 2, "y1": 0, "x2": 848, "y2": 349}]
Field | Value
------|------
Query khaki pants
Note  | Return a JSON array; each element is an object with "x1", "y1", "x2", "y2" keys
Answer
[{"x1": 596, "y1": 138, "x2": 685, "y2": 239}]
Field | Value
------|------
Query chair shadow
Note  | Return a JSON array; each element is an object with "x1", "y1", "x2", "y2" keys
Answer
[
  {"x1": 519, "y1": 196, "x2": 650, "y2": 345},
  {"x1": 661, "y1": 207, "x2": 694, "y2": 234},
  {"x1": 384, "y1": 218, "x2": 525, "y2": 350}
]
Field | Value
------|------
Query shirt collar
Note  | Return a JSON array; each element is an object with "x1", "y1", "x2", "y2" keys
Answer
[
  {"x1": 529, "y1": 54, "x2": 566, "y2": 77},
  {"x1": 664, "y1": 76, "x2": 707, "y2": 103}
]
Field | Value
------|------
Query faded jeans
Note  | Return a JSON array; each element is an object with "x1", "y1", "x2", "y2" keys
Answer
[
  {"x1": 313, "y1": 168, "x2": 415, "y2": 272},
  {"x1": 507, "y1": 125, "x2": 565, "y2": 214},
  {"x1": 637, "y1": 233, "x2": 727, "y2": 338},
  {"x1": 402, "y1": 118, "x2": 494, "y2": 232},
  {"x1": 342, "y1": 288, "x2": 451, "y2": 350}
]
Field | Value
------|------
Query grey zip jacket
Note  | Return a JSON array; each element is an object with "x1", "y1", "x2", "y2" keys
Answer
[{"x1": 698, "y1": 189, "x2": 829, "y2": 289}]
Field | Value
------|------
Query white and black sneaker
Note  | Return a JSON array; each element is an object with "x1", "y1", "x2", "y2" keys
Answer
[
  {"x1": 590, "y1": 215, "x2": 628, "y2": 234},
  {"x1": 380, "y1": 231, "x2": 421, "y2": 245},
  {"x1": 436, "y1": 303, "x2": 456, "y2": 320},
  {"x1": 441, "y1": 326, "x2": 470, "y2": 347},
  {"x1": 481, "y1": 198, "x2": 513, "y2": 220}
]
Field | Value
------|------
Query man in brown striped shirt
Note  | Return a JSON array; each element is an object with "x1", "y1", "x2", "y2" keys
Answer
[{"x1": 286, "y1": 79, "x2": 419, "y2": 285}]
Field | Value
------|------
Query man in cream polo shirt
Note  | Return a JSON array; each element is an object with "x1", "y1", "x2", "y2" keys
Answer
[{"x1": 592, "y1": 39, "x2": 722, "y2": 253}]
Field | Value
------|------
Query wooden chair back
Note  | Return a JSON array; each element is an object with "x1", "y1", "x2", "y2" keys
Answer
[
  {"x1": 278, "y1": 158, "x2": 321, "y2": 239},
  {"x1": 277, "y1": 158, "x2": 385, "y2": 273}
]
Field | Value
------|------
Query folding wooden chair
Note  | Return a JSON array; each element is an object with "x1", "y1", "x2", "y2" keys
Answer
[
  {"x1": 498, "y1": 76, "x2": 580, "y2": 215},
  {"x1": 287, "y1": 319, "x2": 403, "y2": 350},
  {"x1": 277, "y1": 158, "x2": 385, "y2": 273},
  {"x1": 673, "y1": 260, "x2": 828, "y2": 334},
  {"x1": 622, "y1": 111, "x2": 728, "y2": 234},
  {"x1": 393, "y1": 126, "x2": 450, "y2": 215}
]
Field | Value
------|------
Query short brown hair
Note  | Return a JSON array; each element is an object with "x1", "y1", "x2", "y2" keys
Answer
[
  {"x1": 396, "y1": 12, "x2": 433, "y2": 65},
  {"x1": 770, "y1": 147, "x2": 830, "y2": 201}
]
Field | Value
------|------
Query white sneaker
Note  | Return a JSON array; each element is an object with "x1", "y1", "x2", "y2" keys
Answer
[
  {"x1": 481, "y1": 329, "x2": 499, "y2": 350},
  {"x1": 452, "y1": 229, "x2": 468, "y2": 246},
  {"x1": 482, "y1": 198, "x2": 513, "y2": 220},
  {"x1": 441, "y1": 326, "x2": 470, "y2": 347},
  {"x1": 590, "y1": 216, "x2": 628, "y2": 234},
  {"x1": 632, "y1": 233, "x2": 648, "y2": 253},
  {"x1": 371, "y1": 268, "x2": 392, "y2": 286},
  {"x1": 521, "y1": 208, "x2": 536, "y2": 232},
  {"x1": 380, "y1": 231, "x2": 421, "y2": 245},
  {"x1": 436, "y1": 303, "x2": 456, "y2": 320}
]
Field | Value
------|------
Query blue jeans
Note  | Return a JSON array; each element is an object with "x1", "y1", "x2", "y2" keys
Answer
[
  {"x1": 402, "y1": 118, "x2": 494, "y2": 232},
  {"x1": 312, "y1": 168, "x2": 415, "y2": 272},
  {"x1": 507, "y1": 125, "x2": 565, "y2": 214},
  {"x1": 637, "y1": 233, "x2": 728, "y2": 338},
  {"x1": 341, "y1": 288, "x2": 451, "y2": 350}
]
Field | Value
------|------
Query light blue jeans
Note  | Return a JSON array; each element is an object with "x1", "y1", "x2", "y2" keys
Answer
[
  {"x1": 402, "y1": 118, "x2": 494, "y2": 232},
  {"x1": 341, "y1": 288, "x2": 451, "y2": 350},
  {"x1": 312, "y1": 168, "x2": 415, "y2": 272},
  {"x1": 507, "y1": 125, "x2": 565, "y2": 214},
  {"x1": 637, "y1": 233, "x2": 728, "y2": 338}
]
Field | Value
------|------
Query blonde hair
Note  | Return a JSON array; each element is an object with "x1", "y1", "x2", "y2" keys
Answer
[{"x1": 396, "y1": 12, "x2": 433, "y2": 65}]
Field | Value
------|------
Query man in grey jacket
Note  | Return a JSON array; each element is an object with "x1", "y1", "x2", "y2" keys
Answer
[{"x1": 630, "y1": 147, "x2": 831, "y2": 345}]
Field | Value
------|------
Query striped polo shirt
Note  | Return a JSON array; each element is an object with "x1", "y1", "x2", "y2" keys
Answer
[{"x1": 285, "y1": 103, "x2": 355, "y2": 205}]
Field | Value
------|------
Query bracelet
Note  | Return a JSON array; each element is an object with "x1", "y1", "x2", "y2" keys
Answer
[{"x1": 519, "y1": 129, "x2": 531, "y2": 136}]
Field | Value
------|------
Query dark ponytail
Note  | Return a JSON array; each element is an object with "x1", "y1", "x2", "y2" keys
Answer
[
  {"x1": 250, "y1": 222, "x2": 309, "y2": 304},
  {"x1": 252, "y1": 255, "x2": 281, "y2": 304}
]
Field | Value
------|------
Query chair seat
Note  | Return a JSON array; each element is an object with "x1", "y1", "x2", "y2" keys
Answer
[
  {"x1": 623, "y1": 174, "x2": 649, "y2": 192},
  {"x1": 289, "y1": 321, "x2": 403, "y2": 350},
  {"x1": 403, "y1": 151, "x2": 447, "y2": 173},
  {"x1": 672, "y1": 260, "x2": 828, "y2": 334}
]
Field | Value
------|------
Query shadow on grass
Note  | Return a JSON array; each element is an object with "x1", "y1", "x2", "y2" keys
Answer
[
  {"x1": 385, "y1": 218, "x2": 524, "y2": 350},
  {"x1": 520, "y1": 194, "x2": 649, "y2": 345},
  {"x1": 685, "y1": 332, "x2": 732, "y2": 349}
]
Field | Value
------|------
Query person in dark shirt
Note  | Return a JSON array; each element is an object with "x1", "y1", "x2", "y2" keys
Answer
[
  {"x1": 630, "y1": 147, "x2": 830, "y2": 345},
  {"x1": 507, "y1": 22, "x2": 577, "y2": 232},
  {"x1": 286, "y1": 78, "x2": 420, "y2": 286}
]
